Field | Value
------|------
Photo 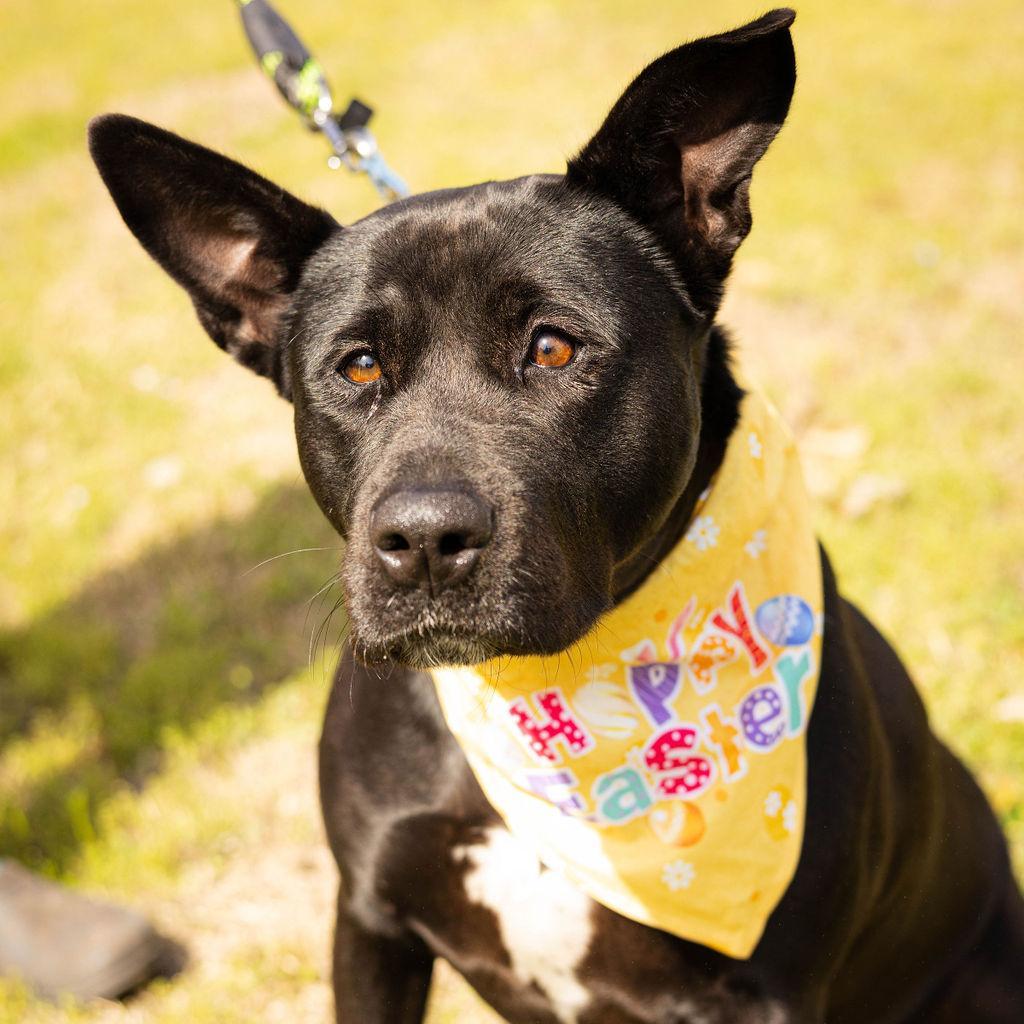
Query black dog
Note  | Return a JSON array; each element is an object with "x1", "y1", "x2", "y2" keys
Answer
[{"x1": 90, "y1": 9, "x2": 1024, "y2": 1022}]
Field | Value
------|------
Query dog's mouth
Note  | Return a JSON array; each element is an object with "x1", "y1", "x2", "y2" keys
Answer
[
  {"x1": 344, "y1": 562, "x2": 614, "y2": 671},
  {"x1": 352, "y1": 624, "x2": 505, "y2": 670},
  {"x1": 341, "y1": 490, "x2": 613, "y2": 671}
]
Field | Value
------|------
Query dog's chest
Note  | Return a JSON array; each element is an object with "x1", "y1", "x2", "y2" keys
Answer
[
  {"x1": 452, "y1": 826, "x2": 595, "y2": 1023},
  {"x1": 425, "y1": 822, "x2": 789, "y2": 1024}
]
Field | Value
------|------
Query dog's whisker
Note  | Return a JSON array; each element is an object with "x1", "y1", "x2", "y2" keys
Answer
[
  {"x1": 302, "y1": 571, "x2": 344, "y2": 644},
  {"x1": 240, "y1": 546, "x2": 342, "y2": 578},
  {"x1": 305, "y1": 571, "x2": 344, "y2": 610},
  {"x1": 310, "y1": 591, "x2": 347, "y2": 671}
]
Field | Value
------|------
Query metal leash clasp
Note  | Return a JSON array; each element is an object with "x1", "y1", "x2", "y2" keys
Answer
[
  {"x1": 238, "y1": 0, "x2": 409, "y2": 203},
  {"x1": 317, "y1": 108, "x2": 409, "y2": 203}
]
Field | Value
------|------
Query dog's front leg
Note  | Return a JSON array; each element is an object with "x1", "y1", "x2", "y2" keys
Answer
[{"x1": 332, "y1": 895, "x2": 434, "y2": 1024}]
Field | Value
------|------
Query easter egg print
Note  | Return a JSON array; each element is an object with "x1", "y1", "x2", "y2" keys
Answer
[
  {"x1": 574, "y1": 680, "x2": 640, "y2": 740},
  {"x1": 755, "y1": 594, "x2": 814, "y2": 647},
  {"x1": 649, "y1": 801, "x2": 706, "y2": 847}
]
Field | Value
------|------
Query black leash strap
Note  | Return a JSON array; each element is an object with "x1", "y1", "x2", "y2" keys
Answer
[{"x1": 237, "y1": 0, "x2": 409, "y2": 201}]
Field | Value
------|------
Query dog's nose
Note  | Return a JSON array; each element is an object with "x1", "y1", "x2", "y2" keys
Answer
[{"x1": 369, "y1": 488, "x2": 493, "y2": 593}]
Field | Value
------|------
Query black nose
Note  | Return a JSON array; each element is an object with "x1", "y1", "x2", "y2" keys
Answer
[{"x1": 369, "y1": 488, "x2": 493, "y2": 593}]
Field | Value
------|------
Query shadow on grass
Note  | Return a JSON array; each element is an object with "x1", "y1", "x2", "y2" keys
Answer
[{"x1": 0, "y1": 483, "x2": 343, "y2": 874}]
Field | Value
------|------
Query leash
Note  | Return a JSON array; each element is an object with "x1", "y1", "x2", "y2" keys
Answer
[{"x1": 237, "y1": 0, "x2": 409, "y2": 202}]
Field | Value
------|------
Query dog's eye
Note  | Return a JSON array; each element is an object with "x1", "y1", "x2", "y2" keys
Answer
[
  {"x1": 528, "y1": 330, "x2": 576, "y2": 369},
  {"x1": 338, "y1": 350, "x2": 381, "y2": 385}
]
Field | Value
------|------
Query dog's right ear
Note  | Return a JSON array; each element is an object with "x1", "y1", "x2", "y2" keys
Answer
[
  {"x1": 89, "y1": 114, "x2": 338, "y2": 397},
  {"x1": 567, "y1": 9, "x2": 796, "y2": 318}
]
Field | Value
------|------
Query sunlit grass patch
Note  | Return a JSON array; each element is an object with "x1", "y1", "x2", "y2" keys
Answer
[{"x1": 1, "y1": 0, "x2": 1022, "y2": 1019}]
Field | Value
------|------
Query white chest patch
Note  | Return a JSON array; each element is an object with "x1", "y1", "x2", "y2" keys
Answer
[{"x1": 455, "y1": 826, "x2": 595, "y2": 1023}]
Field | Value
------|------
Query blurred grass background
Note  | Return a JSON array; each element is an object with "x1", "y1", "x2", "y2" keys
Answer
[{"x1": 1, "y1": 0, "x2": 1022, "y2": 1020}]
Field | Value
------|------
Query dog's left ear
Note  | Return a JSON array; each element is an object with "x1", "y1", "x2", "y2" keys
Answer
[
  {"x1": 89, "y1": 114, "x2": 338, "y2": 397},
  {"x1": 567, "y1": 8, "x2": 796, "y2": 316}
]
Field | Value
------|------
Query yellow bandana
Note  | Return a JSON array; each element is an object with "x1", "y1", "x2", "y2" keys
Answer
[{"x1": 431, "y1": 389, "x2": 823, "y2": 959}]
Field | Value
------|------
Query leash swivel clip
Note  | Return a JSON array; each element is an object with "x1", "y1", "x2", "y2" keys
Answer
[{"x1": 237, "y1": 0, "x2": 409, "y2": 202}]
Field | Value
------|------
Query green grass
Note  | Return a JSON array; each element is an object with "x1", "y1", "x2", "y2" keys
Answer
[{"x1": 1, "y1": 0, "x2": 1022, "y2": 1019}]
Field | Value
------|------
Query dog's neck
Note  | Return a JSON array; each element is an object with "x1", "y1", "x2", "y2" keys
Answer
[{"x1": 611, "y1": 325, "x2": 743, "y2": 604}]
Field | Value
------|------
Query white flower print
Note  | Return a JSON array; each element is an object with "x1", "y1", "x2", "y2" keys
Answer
[
  {"x1": 782, "y1": 800, "x2": 799, "y2": 835},
  {"x1": 662, "y1": 859, "x2": 696, "y2": 892},
  {"x1": 744, "y1": 529, "x2": 768, "y2": 559},
  {"x1": 764, "y1": 790, "x2": 783, "y2": 817},
  {"x1": 748, "y1": 431, "x2": 763, "y2": 459},
  {"x1": 685, "y1": 515, "x2": 719, "y2": 552}
]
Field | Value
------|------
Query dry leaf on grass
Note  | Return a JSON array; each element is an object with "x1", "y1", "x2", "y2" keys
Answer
[{"x1": 841, "y1": 473, "x2": 908, "y2": 519}]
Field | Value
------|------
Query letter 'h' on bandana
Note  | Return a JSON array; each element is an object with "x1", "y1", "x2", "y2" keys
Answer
[{"x1": 431, "y1": 388, "x2": 823, "y2": 959}]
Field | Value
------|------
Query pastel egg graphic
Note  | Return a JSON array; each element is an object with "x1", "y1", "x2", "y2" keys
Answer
[
  {"x1": 649, "y1": 801, "x2": 706, "y2": 847},
  {"x1": 755, "y1": 594, "x2": 814, "y2": 647},
  {"x1": 573, "y1": 681, "x2": 640, "y2": 740}
]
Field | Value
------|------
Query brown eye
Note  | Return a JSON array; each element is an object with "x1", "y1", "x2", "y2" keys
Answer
[
  {"x1": 339, "y1": 350, "x2": 381, "y2": 385},
  {"x1": 528, "y1": 330, "x2": 576, "y2": 369}
]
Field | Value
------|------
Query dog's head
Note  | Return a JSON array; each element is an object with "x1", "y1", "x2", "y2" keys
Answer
[{"x1": 90, "y1": 11, "x2": 795, "y2": 668}]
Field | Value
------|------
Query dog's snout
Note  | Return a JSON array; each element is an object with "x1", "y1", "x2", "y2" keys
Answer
[{"x1": 369, "y1": 488, "x2": 493, "y2": 593}]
